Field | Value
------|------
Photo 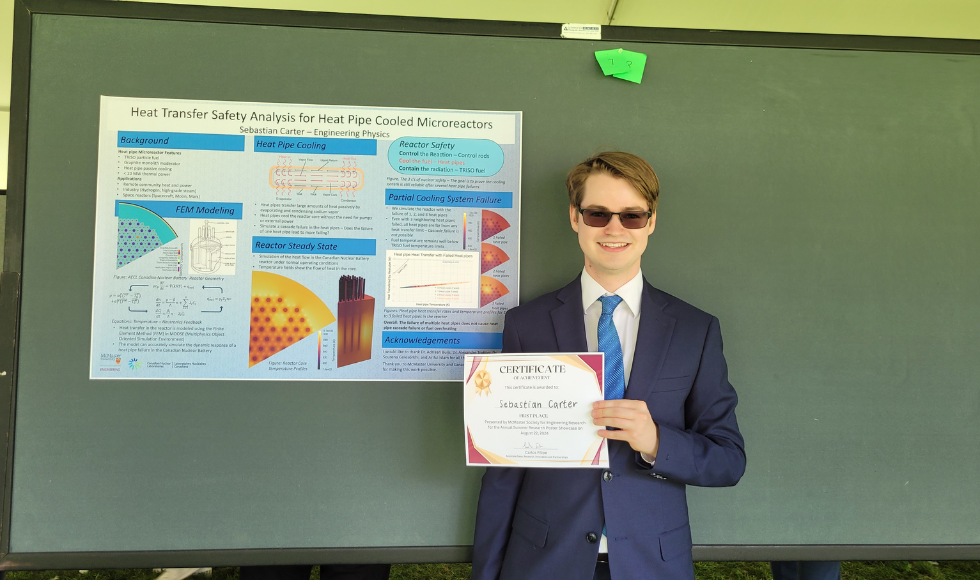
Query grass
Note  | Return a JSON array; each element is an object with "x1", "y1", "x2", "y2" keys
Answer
[{"x1": 4, "y1": 561, "x2": 980, "y2": 580}]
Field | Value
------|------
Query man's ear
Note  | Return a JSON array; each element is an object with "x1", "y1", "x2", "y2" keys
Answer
[
  {"x1": 647, "y1": 211, "x2": 657, "y2": 236},
  {"x1": 569, "y1": 204, "x2": 580, "y2": 233}
]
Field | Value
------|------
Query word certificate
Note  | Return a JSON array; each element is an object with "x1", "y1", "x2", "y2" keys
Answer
[{"x1": 464, "y1": 353, "x2": 608, "y2": 468}]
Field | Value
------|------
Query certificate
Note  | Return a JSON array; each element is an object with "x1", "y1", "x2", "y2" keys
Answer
[{"x1": 464, "y1": 353, "x2": 608, "y2": 468}]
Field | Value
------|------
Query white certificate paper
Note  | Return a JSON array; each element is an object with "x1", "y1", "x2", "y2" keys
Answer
[{"x1": 464, "y1": 353, "x2": 608, "y2": 468}]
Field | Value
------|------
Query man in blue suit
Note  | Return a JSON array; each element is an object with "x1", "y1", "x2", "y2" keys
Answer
[{"x1": 472, "y1": 152, "x2": 746, "y2": 580}]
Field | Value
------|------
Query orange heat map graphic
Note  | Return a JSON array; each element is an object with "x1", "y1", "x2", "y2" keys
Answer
[
  {"x1": 480, "y1": 276, "x2": 509, "y2": 308},
  {"x1": 337, "y1": 274, "x2": 375, "y2": 368},
  {"x1": 481, "y1": 210, "x2": 510, "y2": 241},
  {"x1": 338, "y1": 298, "x2": 375, "y2": 367},
  {"x1": 480, "y1": 243, "x2": 510, "y2": 274},
  {"x1": 249, "y1": 271, "x2": 335, "y2": 367}
]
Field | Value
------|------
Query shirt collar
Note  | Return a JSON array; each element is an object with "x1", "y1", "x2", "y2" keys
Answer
[{"x1": 580, "y1": 268, "x2": 644, "y2": 318}]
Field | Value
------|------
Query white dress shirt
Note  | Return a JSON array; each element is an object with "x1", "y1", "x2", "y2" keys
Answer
[
  {"x1": 581, "y1": 269, "x2": 644, "y2": 384},
  {"x1": 581, "y1": 268, "x2": 654, "y2": 553}
]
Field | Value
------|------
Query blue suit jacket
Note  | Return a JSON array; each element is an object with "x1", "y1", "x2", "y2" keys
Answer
[{"x1": 472, "y1": 276, "x2": 746, "y2": 580}]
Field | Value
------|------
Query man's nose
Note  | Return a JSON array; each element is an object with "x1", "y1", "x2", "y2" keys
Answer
[{"x1": 604, "y1": 214, "x2": 628, "y2": 232}]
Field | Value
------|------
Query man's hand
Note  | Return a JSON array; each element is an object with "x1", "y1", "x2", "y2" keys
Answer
[{"x1": 592, "y1": 399, "x2": 660, "y2": 458}]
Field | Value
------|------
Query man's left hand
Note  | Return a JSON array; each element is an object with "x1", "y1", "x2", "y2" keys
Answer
[{"x1": 592, "y1": 399, "x2": 660, "y2": 458}]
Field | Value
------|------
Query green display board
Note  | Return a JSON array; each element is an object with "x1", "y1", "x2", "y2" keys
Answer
[{"x1": 2, "y1": 0, "x2": 979, "y2": 568}]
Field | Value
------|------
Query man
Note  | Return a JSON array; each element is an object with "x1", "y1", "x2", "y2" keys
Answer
[{"x1": 472, "y1": 151, "x2": 746, "y2": 580}]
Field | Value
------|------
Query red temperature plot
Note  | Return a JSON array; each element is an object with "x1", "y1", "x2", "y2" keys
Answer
[
  {"x1": 480, "y1": 276, "x2": 510, "y2": 308},
  {"x1": 337, "y1": 275, "x2": 375, "y2": 368},
  {"x1": 480, "y1": 243, "x2": 510, "y2": 274},
  {"x1": 481, "y1": 210, "x2": 510, "y2": 241}
]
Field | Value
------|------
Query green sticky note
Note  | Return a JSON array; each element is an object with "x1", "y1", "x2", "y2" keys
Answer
[
  {"x1": 595, "y1": 49, "x2": 630, "y2": 75},
  {"x1": 612, "y1": 50, "x2": 647, "y2": 84}
]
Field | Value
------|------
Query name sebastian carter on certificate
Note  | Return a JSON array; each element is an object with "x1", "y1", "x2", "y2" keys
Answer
[{"x1": 464, "y1": 353, "x2": 608, "y2": 468}]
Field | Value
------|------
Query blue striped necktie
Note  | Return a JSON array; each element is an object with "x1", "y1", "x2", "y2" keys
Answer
[{"x1": 598, "y1": 295, "x2": 625, "y2": 400}]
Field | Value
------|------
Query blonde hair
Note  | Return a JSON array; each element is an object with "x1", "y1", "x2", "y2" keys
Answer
[{"x1": 566, "y1": 151, "x2": 660, "y2": 211}]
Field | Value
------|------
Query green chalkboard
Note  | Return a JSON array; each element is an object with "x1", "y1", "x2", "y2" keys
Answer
[{"x1": 2, "y1": 0, "x2": 979, "y2": 568}]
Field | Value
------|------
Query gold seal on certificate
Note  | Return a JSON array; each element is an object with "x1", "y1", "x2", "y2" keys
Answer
[{"x1": 464, "y1": 353, "x2": 608, "y2": 468}]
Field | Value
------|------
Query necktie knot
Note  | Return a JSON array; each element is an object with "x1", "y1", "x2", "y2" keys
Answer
[{"x1": 599, "y1": 295, "x2": 623, "y2": 316}]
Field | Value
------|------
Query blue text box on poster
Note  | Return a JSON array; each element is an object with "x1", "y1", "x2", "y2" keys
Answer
[
  {"x1": 385, "y1": 189, "x2": 512, "y2": 208},
  {"x1": 252, "y1": 236, "x2": 377, "y2": 255},
  {"x1": 381, "y1": 332, "x2": 503, "y2": 350}
]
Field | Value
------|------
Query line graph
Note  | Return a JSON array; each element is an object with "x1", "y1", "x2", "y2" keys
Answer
[
  {"x1": 385, "y1": 250, "x2": 479, "y2": 308},
  {"x1": 400, "y1": 281, "x2": 470, "y2": 289}
]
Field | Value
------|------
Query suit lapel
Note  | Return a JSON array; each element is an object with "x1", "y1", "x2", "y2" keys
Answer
[
  {"x1": 550, "y1": 276, "x2": 588, "y2": 353},
  {"x1": 624, "y1": 280, "x2": 675, "y2": 400}
]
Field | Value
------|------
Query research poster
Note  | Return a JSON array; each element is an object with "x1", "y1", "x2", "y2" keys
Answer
[{"x1": 90, "y1": 97, "x2": 521, "y2": 380}]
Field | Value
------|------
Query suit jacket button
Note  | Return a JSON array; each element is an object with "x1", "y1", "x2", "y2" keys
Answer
[
  {"x1": 586, "y1": 532, "x2": 598, "y2": 544},
  {"x1": 602, "y1": 471, "x2": 613, "y2": 482}
]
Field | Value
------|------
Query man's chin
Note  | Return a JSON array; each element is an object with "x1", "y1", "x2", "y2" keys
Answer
[{"x1": 588, "y1": 257, "x2": 638, "y2": 277}]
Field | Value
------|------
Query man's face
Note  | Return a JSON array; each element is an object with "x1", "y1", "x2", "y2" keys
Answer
[{"x1": 569, "y1": 173, "x2": 656, "y2": 285}]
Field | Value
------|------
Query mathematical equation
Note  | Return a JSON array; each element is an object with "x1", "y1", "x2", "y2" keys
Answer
[{"x1": 110, "y1": 283, "x2": 225, "y2": 316}]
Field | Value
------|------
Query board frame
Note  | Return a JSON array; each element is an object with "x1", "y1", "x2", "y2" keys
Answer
[{"x1": 2, "y1": 0, "x2": 980, "y2": 569}]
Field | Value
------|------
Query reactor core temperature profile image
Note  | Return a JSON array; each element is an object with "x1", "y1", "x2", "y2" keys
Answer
[
  {"x1": 337, "y1": 275, "x2": 375, "y2": 367},
  {"x1": 248, "y1": 271, "x2": 335, "y2": 367}
]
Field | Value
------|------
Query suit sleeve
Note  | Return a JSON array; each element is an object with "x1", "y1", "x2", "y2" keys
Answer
[
  {"x1": 471, "y1": 309, "x2": 527, "y2": 580},
  {"x1": 638, "y1": 316, "x2": 746, "y2": 487}
]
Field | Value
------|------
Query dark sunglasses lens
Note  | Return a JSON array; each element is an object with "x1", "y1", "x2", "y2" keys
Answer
[
  {"x1": 582, "y1": 211, "x2": 611, "y2": 227},
  {"x1": 580, "y1": 209, "x2": 649, "y2": 228},
  {"x1": 620, "y1": 214, "x2": 648, "y2": 229}
]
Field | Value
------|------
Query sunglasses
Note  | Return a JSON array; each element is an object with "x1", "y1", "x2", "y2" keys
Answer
[{"x1": 578, "y1": 207, "x2": 653, "y2": 229}]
